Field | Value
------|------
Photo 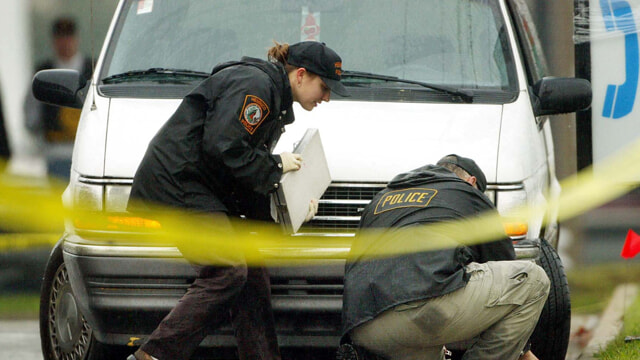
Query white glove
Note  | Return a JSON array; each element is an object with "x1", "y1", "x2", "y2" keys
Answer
[
  {"x1": 305, "y1": 199, "x2": 319, "y2": 222},
  {"x1": 280, "y1": 152, "x2": 302, "y2": 173}
]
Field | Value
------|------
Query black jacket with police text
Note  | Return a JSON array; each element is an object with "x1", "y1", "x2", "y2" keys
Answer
[
  {"x1": 128, "y1": 57, "x2": 294, "y2": 219},
  {"x1": 342, "y1": 165, "x2": 515, "y2": 336}
]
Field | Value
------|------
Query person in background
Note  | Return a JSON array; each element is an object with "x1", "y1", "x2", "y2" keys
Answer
[
  {"x1": 0, "y1": 84, "x2": 11, "y2": 172},
  {"x1": 126, "y1": 41, "x2": 349, "y2": 360},
  {"x1": 24, "y1": 16, "x2": 92, "y2": 180},
  {"x1": 341, "y1": 154, "x2": 549, "y2": 360}
]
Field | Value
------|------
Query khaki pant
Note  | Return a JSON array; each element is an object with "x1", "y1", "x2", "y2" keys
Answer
[{"x1": 351, "y1": 260, "x2": 550, "y2": 360}]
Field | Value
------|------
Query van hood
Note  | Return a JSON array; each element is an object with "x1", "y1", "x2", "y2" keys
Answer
[
  {"x1": 103, "y1": 98, "x2": 182, "y2": 177},
  {"x1": 103, "y1": 99, "x2": 503, "y2": 183},
  {"x1": 274, "y1": 100, "x2": 503, "y2": 183}
]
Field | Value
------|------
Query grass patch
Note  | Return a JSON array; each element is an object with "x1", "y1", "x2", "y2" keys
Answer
[
  {"x1": 568, "y1": 261, "x2": 640, "y2": 315},
  {"x1": 594, "y1": 292, "x2": 640, "y2": 359},
  {"x1": 0, "y1": 293, "x2": 40, "y2": 319}
]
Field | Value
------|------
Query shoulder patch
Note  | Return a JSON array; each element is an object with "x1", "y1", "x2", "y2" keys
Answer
[
  {"x1": 239, "y1": 95, "x2": 270, "y2": 134},
  {"x1": 373, "y1": 188, "x2": 437, "y2": 215}
]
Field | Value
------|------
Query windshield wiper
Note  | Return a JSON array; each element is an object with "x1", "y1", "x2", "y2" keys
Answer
[
  {"x1": 341, "y1": 70, "x2": 473, "y2": 103},
  {"x1": 102, "y1": 68, "x2": 209, "y2": 84}
]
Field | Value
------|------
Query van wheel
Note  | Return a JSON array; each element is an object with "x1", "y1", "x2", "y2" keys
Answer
[
  {"x1": 40, "y1": 244, "x2": 122, "y2": 360},
  {"x1": 530, "y1": 239, "x2": 571, "y2": 360}
]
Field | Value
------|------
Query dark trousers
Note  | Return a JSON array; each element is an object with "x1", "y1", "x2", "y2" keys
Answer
[{"x1": 141, "y1": 214, "x2": 281, "y2": 360}]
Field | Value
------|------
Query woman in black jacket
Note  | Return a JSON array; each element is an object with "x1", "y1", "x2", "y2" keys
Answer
[{"x1": 127, "y1": 41, "x2": 348, "y2": 360}]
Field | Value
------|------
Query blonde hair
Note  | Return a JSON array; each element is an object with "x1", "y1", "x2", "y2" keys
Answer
[{"x1": 267, "y1": 41, "x2": 298, "y2": 73}]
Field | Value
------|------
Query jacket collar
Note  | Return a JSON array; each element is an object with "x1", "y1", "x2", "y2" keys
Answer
[
  {"x1": 210, "y1": 57, "x2": 295, "y2": 125},
  {"x1": 239, "y1": 57, "x2": 294, "y2": 115}
]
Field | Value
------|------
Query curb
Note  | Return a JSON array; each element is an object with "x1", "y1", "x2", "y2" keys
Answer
[{"x1": 578, "y1": 283, "x2": 639, "y2": 359}]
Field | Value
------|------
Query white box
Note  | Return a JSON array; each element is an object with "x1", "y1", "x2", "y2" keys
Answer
[{"x1": 273, "y1": 128, "x2": 331, "y2": 233}]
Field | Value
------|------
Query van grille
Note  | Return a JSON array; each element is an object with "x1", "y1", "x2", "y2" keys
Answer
[{"x1": 300, "y1": 182, "x2": 386, "y2": 234}]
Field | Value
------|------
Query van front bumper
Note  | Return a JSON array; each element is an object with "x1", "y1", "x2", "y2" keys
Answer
[
  {"x1": 61, "y1": 233, "x2": 539, "y2": 348},
  {"x1": 62, "y1": 239, "x2": 344, "y2": 348}
]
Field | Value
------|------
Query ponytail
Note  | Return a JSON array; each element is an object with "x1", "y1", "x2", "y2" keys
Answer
[{"x1": 268, "y1": 41, "x2": 298, "y2": 72}]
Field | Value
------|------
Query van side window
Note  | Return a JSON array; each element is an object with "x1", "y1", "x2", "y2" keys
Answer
[{"x1": 507, "y1": 0, "x2": 549, "y2": 85}]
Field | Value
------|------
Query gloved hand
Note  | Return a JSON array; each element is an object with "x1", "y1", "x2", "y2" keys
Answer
[
  {"x1": 280, "y1": 152, "x2": 302, "y2": 173},
  {"x1": 305, "y1": 199, "x2": 319, "y2": 222}
]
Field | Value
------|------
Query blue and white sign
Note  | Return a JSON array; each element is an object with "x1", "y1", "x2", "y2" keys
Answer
[{"x1": 591, "y1": 0, "x2": 640, "y2": 167}]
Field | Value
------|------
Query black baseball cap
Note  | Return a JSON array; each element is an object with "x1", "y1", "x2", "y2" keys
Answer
[
  {"x1": 437, "y1": 154, "x2": 487, "y2": 192},
  {"x1": 287, "y1": 41, "x2": 350, "y2": 97}
]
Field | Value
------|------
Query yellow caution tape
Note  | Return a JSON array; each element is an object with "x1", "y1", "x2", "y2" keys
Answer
[
  {"x1": 0, "y1": 136, "x2": 638, "y2": 265},
  {"x1": 0, "y1": 233, "x2": 59, "y2": 252}
]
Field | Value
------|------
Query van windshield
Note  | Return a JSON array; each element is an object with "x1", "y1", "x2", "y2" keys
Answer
[{"x1": 101, "y1": 0, "x2": 517, "y2": 100}]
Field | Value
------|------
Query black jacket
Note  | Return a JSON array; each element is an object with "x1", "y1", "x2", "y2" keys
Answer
[
  {"x1": 342, "y1": 165, "x2": 515, "y2": 336},
  {"x1": 0, "y1": 88, "x2": 10, "y2": 165},
  {"x1": 128, "y1": 57, "x2": 294, "y2": 219}
]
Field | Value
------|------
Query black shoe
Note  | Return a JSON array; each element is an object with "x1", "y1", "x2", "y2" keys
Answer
[{"x1": 128, "y1": 349, "x2": 156, "y2": 360}]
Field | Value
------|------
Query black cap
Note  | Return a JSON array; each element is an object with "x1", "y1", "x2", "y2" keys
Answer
[
  {"x1": 287, "y1": 41, "x2": 350, "y2": 97},
  {"x1": 437, "y1": 154, "x2": 487, "y2": 192}
]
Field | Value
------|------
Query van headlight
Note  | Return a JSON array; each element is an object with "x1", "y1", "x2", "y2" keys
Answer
[
  {"x1": 105, "y1": 184, "x2": 132, "y2": 212},
  {"x1": 63, "y1": 173, "x2": 104, "y2": 212},
  {"x1": 67, "y1": 176, "x2": 161, "y2": 237},
  {"x1": 493, "y1": 185, "x2": 530, "y2": 240}
]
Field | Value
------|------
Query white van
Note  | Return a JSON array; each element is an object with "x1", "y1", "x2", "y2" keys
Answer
[{"x1": 33, "y1": 1, "x2": 591, "y2": 359}]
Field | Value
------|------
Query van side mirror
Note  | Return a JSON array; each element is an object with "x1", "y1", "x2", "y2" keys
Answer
[
  {"x1": 532, "y1": 77, "x2": 592, "y2": 116},
  {"x1": 32, "y1": 69, "x2": 88, "y2": 109}
]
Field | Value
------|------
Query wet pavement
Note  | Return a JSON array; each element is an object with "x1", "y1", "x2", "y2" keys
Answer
[
  {"x1": 0, "y1": 320, "x2": 41, "y2": 360},
  {"x1": 0, "y1": 314, "x2": 604, "y2": 360}
]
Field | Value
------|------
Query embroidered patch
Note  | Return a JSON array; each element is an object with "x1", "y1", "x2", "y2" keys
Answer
[
  {"x1": 373, "y1": 188, "x2": 437, "y2": 215},
  {"x1": 239, "y1": 95, "x2": 270, "y2": 134}
]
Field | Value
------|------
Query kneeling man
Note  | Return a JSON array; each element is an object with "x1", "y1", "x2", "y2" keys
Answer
[{"x1": 342, "y1": 154, "x2": 549, "y2": 360}]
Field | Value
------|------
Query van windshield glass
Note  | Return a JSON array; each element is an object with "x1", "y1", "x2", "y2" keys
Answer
[{"x1": 102, "y1": 0, "x2": 515, "y2": 94}]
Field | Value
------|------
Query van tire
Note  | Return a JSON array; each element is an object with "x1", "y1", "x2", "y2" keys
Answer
[
  {"x1": 530, "y1": 239, "x2": 571, "y2": 360},
  {"x1": 40, "y1": 243, "x2": 122, "y2": 360}
]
